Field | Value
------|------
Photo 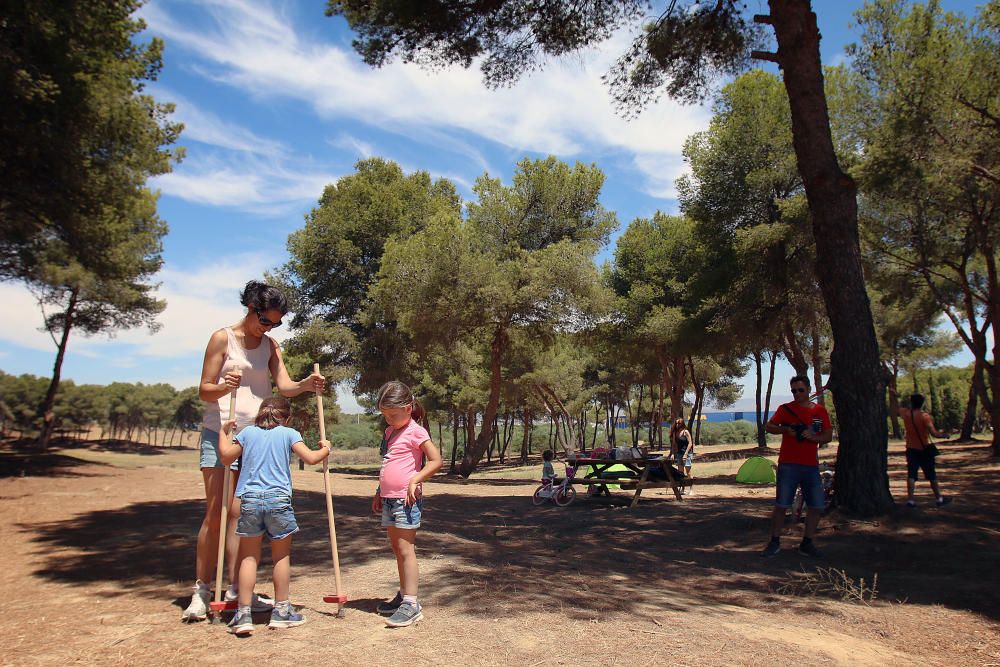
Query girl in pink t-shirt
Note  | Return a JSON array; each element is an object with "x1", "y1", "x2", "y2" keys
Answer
[{"x1": 371, "y1": 381, "x2": 443, "y2": 627}]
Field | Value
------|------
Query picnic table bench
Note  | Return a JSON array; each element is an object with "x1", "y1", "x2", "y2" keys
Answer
[{"x1": 570, "y1": 456, "x2": 692, "y2": 507}]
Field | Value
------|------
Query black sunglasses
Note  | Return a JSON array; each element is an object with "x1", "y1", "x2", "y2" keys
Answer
[
  {"x1": 255, "y1": 309, "x2": 283, "y2": 328},
  {"x1": 791, "y1": 387, "x2": 810, "y2": 394}
]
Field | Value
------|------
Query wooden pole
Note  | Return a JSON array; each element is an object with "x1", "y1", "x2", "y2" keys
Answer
[
  {"x1": 211, "y1": 388, "x2": 236, "y2": 618},
  {"x1": 316, "y1": 363, "x2": 347, "y2": 616}
]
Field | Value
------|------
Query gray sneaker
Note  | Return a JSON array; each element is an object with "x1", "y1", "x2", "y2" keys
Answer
[
  {"x1": 385, "y1": 601, "x2": 423, "y2": 628},
  {"x1": 227, "y1": 610, "x2": 254, "y2": 635},
  {"x1": 377, "y1": 591, "x2": 403, "y2": 615},
  {"x1": 268, "y1": 606, "x2": 306, "y2": 629}
]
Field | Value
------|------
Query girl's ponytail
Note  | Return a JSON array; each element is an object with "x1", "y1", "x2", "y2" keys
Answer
[
  {"x1": 411, "y1": 399, "x2": 430, "y2": 430},
  {"x1": 255, "y1": 396, "x2": 291, "y2": 429}
]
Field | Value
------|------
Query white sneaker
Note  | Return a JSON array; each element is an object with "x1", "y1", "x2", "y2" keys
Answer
[
  {"x1": 225, "y1": 588, "x2": 275, "y2": 612},
  {"x1": 182, "y1": 584, "x2": 210, "y2": 622}
]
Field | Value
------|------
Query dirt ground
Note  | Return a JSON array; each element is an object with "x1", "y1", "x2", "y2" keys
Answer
[{"x1": 1, "y1": 436, "x2": 998, "y2": 667}]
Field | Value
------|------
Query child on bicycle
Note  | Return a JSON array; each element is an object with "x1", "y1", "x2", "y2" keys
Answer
[{"x1": 541, "y1": 450, "x2": 556, "y2": 484}]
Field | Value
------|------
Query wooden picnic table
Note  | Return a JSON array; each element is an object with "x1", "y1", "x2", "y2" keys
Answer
[{"x1": 569, "y1": 456, "x2": 691, "y2": 508}]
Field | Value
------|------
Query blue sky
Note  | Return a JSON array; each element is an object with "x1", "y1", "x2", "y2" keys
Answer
[{"x1": 0, "y1": 0, "x2": 985, "y2": 413}]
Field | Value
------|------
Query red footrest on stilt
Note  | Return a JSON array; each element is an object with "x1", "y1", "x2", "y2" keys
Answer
[
  {"x1": 323, "y1": 593, "x2": 348, "y2": 604},
  {"x1": 209, "y1": 600, "x2": 237, "y2": 612}
]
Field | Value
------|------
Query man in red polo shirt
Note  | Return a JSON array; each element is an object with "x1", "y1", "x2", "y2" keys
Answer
[{"x1": 761, "y1": 375, "x2": 833, "y2": 557}]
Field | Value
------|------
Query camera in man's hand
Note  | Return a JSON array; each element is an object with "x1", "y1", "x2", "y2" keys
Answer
[{"x1": 791, "y1": 423, "x2": 809, "y2": 441}]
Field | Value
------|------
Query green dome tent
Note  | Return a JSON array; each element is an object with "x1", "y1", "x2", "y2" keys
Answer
[{"x1": 736, "y1": 456, "x2": 776, "y2": 484}]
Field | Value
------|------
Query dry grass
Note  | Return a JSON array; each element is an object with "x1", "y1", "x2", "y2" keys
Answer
[{"x1": 777, "y1": 566, "x2": 879, "y2": 605}]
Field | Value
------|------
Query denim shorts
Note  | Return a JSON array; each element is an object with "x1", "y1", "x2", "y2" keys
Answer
[
  {"x1": 236, "y1": 492, "x2": 298, "y2": 540},
  {"x1": 381, "y1": 498, "x2": 422, "y2": 530},
  {"x1": 905, "y1": 448, "x2": 937, "y2": 482},
  {"x1": 198, "y1": 428, "x2": 239, "y2": 471},
  {"x1": 775, "y1": 463, "x2": 824, "y2": 509},
  {"x1": 681, "y1": 452, "x2": 694, "y2": 467}
]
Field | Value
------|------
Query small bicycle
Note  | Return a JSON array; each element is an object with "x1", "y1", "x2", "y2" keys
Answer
[{"x1": 532, "y1": 465, "x2": 577, "y2": 507}]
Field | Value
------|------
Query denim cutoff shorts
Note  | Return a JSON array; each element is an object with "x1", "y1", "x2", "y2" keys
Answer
[
  {"x1": 199, "y1": 428, "x2": 239, "y2": 471},
  {"x1": 775, "y1": 463, "x2": 825, "y2": 509},
  {"x1": 381, "y1": 498, "x2": 422, "y2": 529},
  {"x1": 236, "y1": 491, "x2": 298, "y2": 540}
]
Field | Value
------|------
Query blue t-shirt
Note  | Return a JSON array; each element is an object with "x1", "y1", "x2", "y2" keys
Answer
[{"x1": 234, "y1": 424, "x2": 302, "y2": 497}]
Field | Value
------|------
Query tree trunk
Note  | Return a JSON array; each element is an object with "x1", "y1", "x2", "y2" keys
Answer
[
  {"x1": 694, "y1": 393, "x2": 704, "y2": 446},
  {"x1": 450, "y1": 410, "x2": 459, "y2": 474},
  {"x1": 960, "y1": 356, "x2": 983, "y2": 441},
  {"x1": 630, "y1": 384, "x2": 643, "y2": 446},
  {"x1": 646, "y1": 383, "x2": 654, "y2": 446},
  {"x1": 810, "y1": 324, "x2": 825, "y2": 407},
  {"x1": 754, "y1": 350, "x2": 767, "y2": 449},
  {"x1": 535, "y1": 385, "x2": 575, "y2": 456},
  {"x1": 520, "y1": 409, "x2": 532, "y2": 464},
  {"x1": 591, "y1": 404, "x2": 600, "y2": 450},
  {"x1": 609, "y1": 400, "x2": 618, "y2": 446},
  {"x1": 783, "y1": 321, "x2": 809, "y2": 375},
  {"x1": 459, "y1": 329, "x2": 506, "y2": 476},
  {"x1": 983, "y1": 235, "x2": 999, "y2": 455},
  {"x1": 887, "y1": 362, "x2": 902, "y2": 440},
  {"x1": 666, "y1": 355, "x2": 687, "y2": 422},
  {"x1": 928, "y1": 371, "x2": 939, "y2": 422},
  {"x1": 37, "y1": 288, "x2": 79, "y2": 451},
  {"x1": 769, "y1": 0, "x2": 892, "y2": 515},
  {"x1": 764, "y1": 350, "x2": 777, "y2": 431}
]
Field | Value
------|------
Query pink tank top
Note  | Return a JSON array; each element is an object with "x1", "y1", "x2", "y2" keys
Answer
[{"x1": 202, "y1": 327, "x2": 274, "y2": 433}]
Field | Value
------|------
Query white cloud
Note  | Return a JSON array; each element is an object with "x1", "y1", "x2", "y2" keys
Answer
[
  {"x1": 156, "y1": 87, "x2": 288, "y2": 157},
  {"x1": 152, "y1": 153, "x2": 337, "y2": 214},
  {"x1": 328, "y1": 133, "x2": 374, "y2": 159},
  {"x1": 632, "y1": 153, "x2": 690, "y2": 200},
  {"x1": 0, "y1": 284, "x2": 58, "y2": 353},
  {"x1": 0, "y1": 253, "x2": 291, "y2": 364},
  {"x1": 141, "y1": 0, "x2": 712, "y2": 200}
]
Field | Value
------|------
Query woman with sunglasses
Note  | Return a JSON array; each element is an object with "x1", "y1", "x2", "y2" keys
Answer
[{"x1": 182, "y1": 280, "x2": 325, "y2": 622}]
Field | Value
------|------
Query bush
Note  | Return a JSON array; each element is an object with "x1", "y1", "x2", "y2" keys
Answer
[
  {"x1": 697, "y1": 420, "x2": 760, "y2": 445},
  {"x1": 326, "y1": 422, "x2": 382, "y2": 450}
]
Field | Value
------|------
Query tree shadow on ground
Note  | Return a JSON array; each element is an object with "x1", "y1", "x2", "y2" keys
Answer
[
  {"x1": 22, "y1": 444, "x2": 1000, "y2": 622},
  {"x1": 0, "y1": 449, "x2": 105, "y2": 479},
  {"x1": 54, "y1": 437, "x2": 194, "y2": 456}
]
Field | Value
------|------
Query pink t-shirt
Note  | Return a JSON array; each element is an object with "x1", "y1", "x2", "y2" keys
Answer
[{"x1": 378, "y1": 419, "x2": 430, "y2": 499}]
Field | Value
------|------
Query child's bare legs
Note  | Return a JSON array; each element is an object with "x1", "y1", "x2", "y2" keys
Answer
[
  {"x1": 236, "y1": 534, "x2": 263, "y2": 608},
  {"x1": 226, "y1": 469, "x2": 241, "y2": 587},
  {"x1": 388, "y1": 526, "x2": 418, "y2": 596},
  {"x1": 270, "y1": 535, "x2": 293, "y2": 602}
]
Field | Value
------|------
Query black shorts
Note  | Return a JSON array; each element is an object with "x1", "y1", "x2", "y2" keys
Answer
[{"x1": 905, "y1": 448, "x2": 937, "y2": 482}]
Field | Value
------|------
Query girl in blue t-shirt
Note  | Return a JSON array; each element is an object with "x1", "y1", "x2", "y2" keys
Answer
[{"x1": 219, "y1": 396, "x2": 331, "y2": 636}]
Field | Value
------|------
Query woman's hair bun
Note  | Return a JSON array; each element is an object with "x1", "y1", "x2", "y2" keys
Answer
[{"x1": 240, "y1": 280, "x2": 288, "y2": 314}]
